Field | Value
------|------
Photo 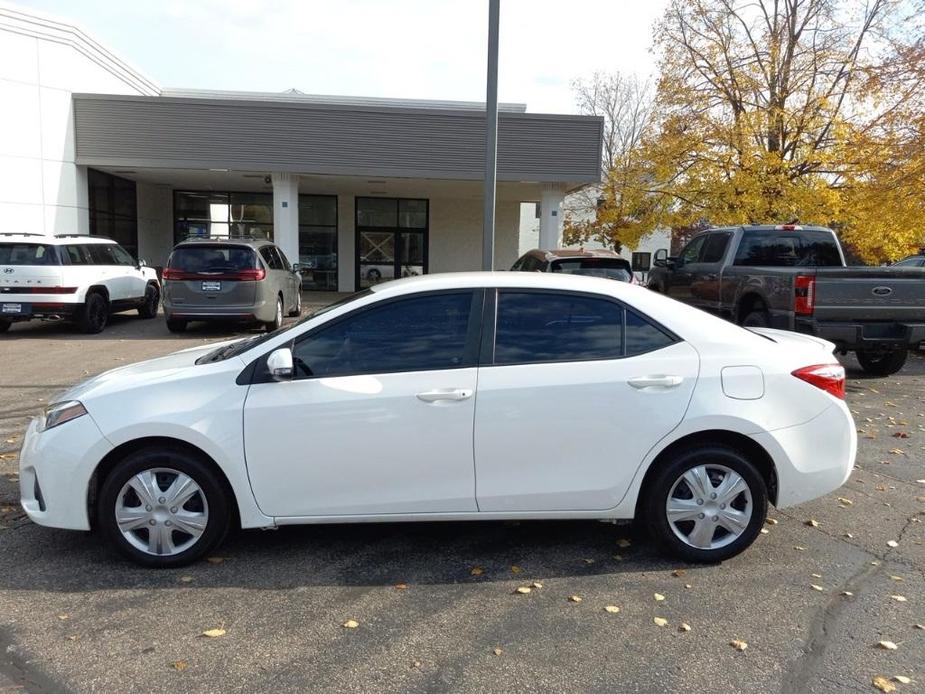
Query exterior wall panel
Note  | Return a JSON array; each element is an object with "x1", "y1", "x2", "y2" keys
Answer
[{"x1": 74, "y1": 95, "x2": 603, "y2": 184}]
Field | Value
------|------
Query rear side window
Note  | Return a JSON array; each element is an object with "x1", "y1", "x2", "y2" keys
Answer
[
  {"x1": 292, "y1": 292, "x2": 475, "y2": 377},
  {"x1": 63, "y1": 245, "x2": 91, "y2": 265},
  {"x1": 0, "y1": 243, "x2": 58, "y2": 265},
  {"x1": 734, "y1": 231, "x2": 842, "y2": 267},
  {"x1": 168, "y1": 246, "x2": 258, "y2": 273},
  {"x1": 259, "y1": 246, "x2": 282, "y2": 270},
  {"x1": 700, "y1": 233, "x2": 732, "y2": 263},
  {"x1": 494, "y1": 292, "x2": 623, "y2": 365},
  {"x1": 625, "y1": 309, "x2": 676, "y2": 355},
  {"x1": 550, "y1": 258, "x2": 632, "y2": 282},
  {"x1": 894, "y1": 256, "x2": 925, "y2": 267}
]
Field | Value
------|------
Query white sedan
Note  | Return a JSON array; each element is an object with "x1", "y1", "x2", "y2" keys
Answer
[{"x1": 19, "y1": 272, "x2": 855, "y2": 567}]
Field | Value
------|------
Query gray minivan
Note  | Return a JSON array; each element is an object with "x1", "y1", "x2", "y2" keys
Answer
[{"x1": 162, "y1": 238, "x2": 301, "y2": 333}]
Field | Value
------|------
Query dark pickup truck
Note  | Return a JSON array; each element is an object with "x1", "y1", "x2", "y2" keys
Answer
[{"x1": 647, "y1": 225, "x2": 925, "y2": 375}]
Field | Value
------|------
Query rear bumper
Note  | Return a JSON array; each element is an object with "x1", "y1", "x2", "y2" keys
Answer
[
  {"x1": 0, "y1": 301, "x2": 79, "y2": 322},
  {"x1": 752, "y1": 401, "x2": 856, "y2": 509},
  {"x1": 795, "y1": 319, "x2": 925, "y2": 351}
]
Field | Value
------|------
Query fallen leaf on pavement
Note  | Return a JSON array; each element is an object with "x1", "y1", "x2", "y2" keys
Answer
[
  {"x1": 616, "y1": 538, "x2": 632, "y2": 548},
  {"x1": 765, "y1": 518, "x2": 778, "y2": 525},
  {"x1": 531, "y1": 582, "x2": 543, "y2": 589},
  {"x1": 915, "y1": 624, "x2": 925, "y2": 630},
  {"x1": 514, "y1": 586, "x2": 532, "y2": 595},
  {"x1": 811, "y1": 585, "x2": 824, "y2": 592},
  {"x1": 729, "y1": 639, "x2": 748, "y2": 651},
  {"x1": 893, "y1": 676, "x2": 911, "y2": 684},
  {"x1": 889, "y1": 595, "x2": 907, "y2": 602},
  {"x1": 604, "y1": 605, "x2": 620, "y2": 613},
  {"x1": 877, "y1": 641, "x2": 898, "y2": 650},
  {"x1": 205, "y1": 557, "x2": 225, "y2": 565},
  {"x1": 568, "y1": 595, "x2": 582, "y2": 603},
  {"x1": 470, "y1": 566, "x2": 484, "y2": 576},
  {"x1": 171, "y1": 661, "x2": 188, "y2": 671},
  {"x1": 872, "y1": 676, "x2": 896, "y2": 692},
  {"x1": 805, "y1": 519, "x2": 820, "y2": 527},
  {"x1": 654, "y1": 593, "x2": 666, "y2": 602},
  {"x1": 679, "y1": 623, "x2": 691, "y2": 632},
  {"x1": 201, "y1": 628, "x2": 226, "y2": 638},
  {"x1": 794, "y1": 546, "x2": 807, "y2": 551},
  {"x1": 841, "y1": 591, "x2": 854, "y2": 597},
  {"x1": 342, "y1": 620, "x2": 359, "y2": 629},
  {"x1": 510, "y1": 565, "x2": 522, "y2": 574},
  {"x1": 672, "y1": 569, "x2": 686, "y2": 577},
  {"x1": 57, "y1": 614, "x2": 69, "y2": 621},
  {"x1": 889, "y1": 576, "x2": 904, "y2": 582},
  {"x1": 837, "y1": 497, "x2": 854, "y2": 506},
  {"x1": 653, "y1": 617, "x2": 668, "y2": 627},
  {"x1": 887, "y1": 540, "x2": 899, "y2": 548},
  {"x1": 394, "y1": 583, "x2": 408, "y2": 590},
  {"x1": 492, "y1": 647, "x2": 502, "y2": 656}
]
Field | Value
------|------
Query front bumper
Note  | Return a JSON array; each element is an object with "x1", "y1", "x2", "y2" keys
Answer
[
  {"x1": 19, "y1": 411, "x2": 114, "y2": 530},
  {"x1": 752, "y1": 401, "x2": 856, "y2": 508},
  {"x1": 795, "y1": 319, "x2": 925, "y2": 352}
]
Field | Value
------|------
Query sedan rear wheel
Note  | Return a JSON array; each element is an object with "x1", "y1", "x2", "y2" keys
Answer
[
  {"x1": 98, "y1": 448, "x2": 230, "y2": 567},
  {"x1": 644, "y1": 445, "x2": 767, "y2": 563}
]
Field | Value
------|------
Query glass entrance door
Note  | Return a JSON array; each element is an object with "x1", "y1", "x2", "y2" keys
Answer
[{"x1": 356, "y1": 198, "x2": 428, "y2": 290}]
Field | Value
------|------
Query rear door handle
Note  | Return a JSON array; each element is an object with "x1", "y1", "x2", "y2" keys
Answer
[
  {"x1": 416, "y1": 388, "x2": 474, "y2": 403},
  {"x1": 627, "y1": 375, "x2": 683, "y2": 389}
]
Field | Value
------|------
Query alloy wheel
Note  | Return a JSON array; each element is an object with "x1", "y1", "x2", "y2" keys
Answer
[
  {"x1": 665, "y1": 464, "x2": 753, "y2": 550},
  {"x1": 114, "y1": 467, "x2": 209, "y2": 557}
]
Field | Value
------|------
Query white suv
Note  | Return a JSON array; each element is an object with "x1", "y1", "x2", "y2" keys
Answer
[{"x1": 0, "y1": 233, "x2": 160, "y2": 334}]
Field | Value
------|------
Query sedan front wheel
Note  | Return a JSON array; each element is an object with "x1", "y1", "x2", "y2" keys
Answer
[
  {"x1": 644, "y1": 445, "x2": 767, "y2": 563},
  {"x1": 98, "y1": 447, "x2": 231, "y2": 568}
]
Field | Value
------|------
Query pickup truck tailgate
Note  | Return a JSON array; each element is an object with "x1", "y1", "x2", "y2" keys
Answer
[{"x1": 812, "y1": 267, "x2": 925, "y2": 322}]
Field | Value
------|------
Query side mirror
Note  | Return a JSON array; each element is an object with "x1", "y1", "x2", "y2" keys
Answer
[
  {"x1": 653, "y1": 249, "x2": 668, "y2": 267},
  {"x1": 267, "y1": 347, "x2": 294, "y2": 381},
  {"x1": 291, "y1": 263, "x2": 301, "y2": 273},
  {"x1": 137, "y1": 258, "x2": 147, "y2": 269}
]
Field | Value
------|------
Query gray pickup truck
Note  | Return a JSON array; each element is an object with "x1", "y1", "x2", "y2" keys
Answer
[{"x1": 647, "y1": 225, "x2": 925, "y2": 375}]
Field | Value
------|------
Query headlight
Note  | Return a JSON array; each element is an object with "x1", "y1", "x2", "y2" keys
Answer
[{"x1": 40, "y1": 401, "x2": 88, "y2": 431}]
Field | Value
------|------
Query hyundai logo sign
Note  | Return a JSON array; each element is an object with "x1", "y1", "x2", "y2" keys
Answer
[
  {"x1": 872, "y1": 286, "x2": 893, "y2": 296},
  {"x1": 2, "y1": 267, "x2": 13, "y2": 274}
]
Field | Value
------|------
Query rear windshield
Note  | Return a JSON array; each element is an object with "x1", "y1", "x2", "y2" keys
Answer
[
  {"x1": 734, "y1": 231, "x2": 843, "y2": 267},
  {"x1": 550, "y1": 258, "x2": 632, "y2": 282},
  {"x1": 168, "y1": 245, "x2": 258, "y2": 273},
  {"x1": 0, "y1": 243, "x2": 59, "y2": 266}
]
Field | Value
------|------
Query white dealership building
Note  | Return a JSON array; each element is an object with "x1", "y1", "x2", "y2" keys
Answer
[{"x1": 0, "y1": 4, "x2": 603, "y2": 292}]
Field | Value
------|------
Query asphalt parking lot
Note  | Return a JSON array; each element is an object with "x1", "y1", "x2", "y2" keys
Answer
[{"x1": 0, "y1": 308, "x2": 923, "y2": 694}]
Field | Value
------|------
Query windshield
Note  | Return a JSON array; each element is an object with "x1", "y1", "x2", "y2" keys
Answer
[
  {"x1": 168, "y1": 245, "x2": 258, "y2": 273},
  {"x1": 0, "y1": 243, "x2": 58, "y2": 266},
  {"x1": 550, "y1": 258, "x2": 632, "y2": 282},
  {"x1": 196, "y1": 289, "x2": 374, "y2": 364}
]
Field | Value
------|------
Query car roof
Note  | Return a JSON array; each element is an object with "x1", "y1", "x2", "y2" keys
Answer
[
  {"x1": 172, "y1": 237, "x2": 272, "y2": 250},
  {"x1": 0, "y1": 233, "x2": 118, "y2": 245},
  {"x1": 523, "y1": 247, "x2": 626, "y2": 261}
]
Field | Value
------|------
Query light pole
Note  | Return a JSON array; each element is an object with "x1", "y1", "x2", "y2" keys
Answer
[{"x1": 482, "y1": 0, "x2": 500, "y2": 271}]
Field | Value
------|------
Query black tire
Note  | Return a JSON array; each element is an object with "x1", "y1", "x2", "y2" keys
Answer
[
  {"x1": 643, "y1": 445, "x2": 768, "y2": 563},
  {"x1": 0, "y1": 320, "x2": 10, "y2": 333},
  {"x1": 265, "y1": 296, "x2": 283, "y2": 332},
  {"x1": 366, "y1": 268, "x2": 382, "y2": 282},
  {"x1": 137, "y1": 283, "x2": 160, "y2": 319},
  {"x1": 166, "y1": 319, "x2": 187, "y2": 333},
  {"x1": 288, "y1": 290, "x2": 302, "y2": 318},
  {"x1": 856, "y1": 349, "x2": 908, "y2": 376},
  {"x1": 741, "y1": 308, "x2": 771, "y2": 328},
  {"x1": 97, "y1": 446, "x2": 231, "y2": 568},
  {"x1": 76, "y1": 292, "x2": 109, "y2": 334}
]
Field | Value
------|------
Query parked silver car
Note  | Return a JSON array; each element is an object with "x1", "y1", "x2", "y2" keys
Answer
[{"x1": 162, "y1": 238, "x2": 302, "y2": 333}]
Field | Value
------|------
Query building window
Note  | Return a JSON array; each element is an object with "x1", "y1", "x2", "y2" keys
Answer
[
  {"x1": 298, "y1": 195, "x2": 338, "y2": 291},
  {"x1": 173, "y1": 191, "x2": 273, "y2": 245},
  {"x1": 88, "y1": 169, "x2": 138, "y2": 259},
  {"x1": 355, "y1": 197, "x2": 428, "y2": 290}
]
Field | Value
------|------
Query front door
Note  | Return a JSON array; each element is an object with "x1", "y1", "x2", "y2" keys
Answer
[
  {"x1": 667, "y1": 234, "x2": 707, "y2": 302},
  {"x1": 243, "y1": 290, "x2": 482, "y2": 517},
  {"x1": 355, "y1": 197, "x2": 428, "y2": 290},
  {"x1": 474, "y1": 290, "x2": 699, "y2": 512}
]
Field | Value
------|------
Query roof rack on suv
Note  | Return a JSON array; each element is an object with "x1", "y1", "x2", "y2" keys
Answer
[
  {"x1": 180, "y1": 234, "x2": 267, "y2": 243},
  {"x1": 54, "y1": 234, "x2": 116, "y2": 240},
  {"x1": 0, "y1": 232, "x2": 46, "y2": 237}
]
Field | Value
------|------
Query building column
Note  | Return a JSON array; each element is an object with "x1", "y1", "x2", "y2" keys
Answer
[
  {"x1": 337, "y1": 195, "x2": 355, "y2": 293},
  {"x1": 538, "y1": 185, "x2": 565, "y2": 249},
  {"x1": 272, "y1": 172, "x2": 300, "y2": 265}
]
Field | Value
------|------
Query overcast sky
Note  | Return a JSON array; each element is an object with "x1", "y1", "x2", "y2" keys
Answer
[{"x1": 15, "y1": 0, "x2": 666, "y2": 113}]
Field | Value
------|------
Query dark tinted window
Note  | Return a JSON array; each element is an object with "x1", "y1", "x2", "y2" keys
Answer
[
  {"x1": 700, "y1": 233, "x2": 732, "y2": 263},
  {"x1": 495, "y1": 292, "x2": 623, "y2": 365},
  {"x1": 678, "y1": 235, "x2": 707, "y2": 264},
  {"x1": 86, "y1": 244, "x2": 129, "y2": 266},
  {"x1": 734, "y1": 231, "x2": 842, "y2": 267},
  {"x1": 63, "y1": 245, "x2": 91, "y2": 265},
  {"x1": 893, "y1": 256, "x2": 925, "y2": 267},
  {"x1": 293, "y1": 292, "x2": 474, "y2": 377},
  {"x1": 260, "y1": 246, "x2": 282, "y2": 270},
  {"x1": 625, "y1": 309, "x2": 676, "y2": 355},
  {"x1": 168, "y1": 246, "x2": 258, "y2": 273},
  {"x1": 0, "y1": 243, "x2": 58, "y2": 265},
  {"x1": 550, "y1": 258, "x2": 632, "y2": 282}
]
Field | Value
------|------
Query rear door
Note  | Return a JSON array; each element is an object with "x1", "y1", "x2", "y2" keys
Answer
[
  {"x1": 666, "y1": 235, "x2": 706, "y2": 301},
  {"x1": 85, "y1": 244, "x2": 128, "y2": 300},
  {"x1": 164, "y1": 244, "x2": 259, "y2": 309},
  {"x1": 474, "y1": 289, "x2": 699, "y2": 512},
  {"x1": 689, "y1": 231, "x2": 733, "y2": 312},
  {"x1": 0, "y1": 241, "x2": 63, "y2": 316}
]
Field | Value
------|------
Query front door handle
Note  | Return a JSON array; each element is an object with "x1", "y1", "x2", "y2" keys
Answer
[
  {"x1": 627, "y1": 375, "x2": 683, "y2": 389},
  {"x1": 416, "y1": 388, "x2": 474, "y2": 403}
]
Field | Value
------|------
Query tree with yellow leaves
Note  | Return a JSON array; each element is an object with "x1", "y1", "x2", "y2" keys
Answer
[{"x1": 594, "y1": 0, "x2": 925, "y2": 263}]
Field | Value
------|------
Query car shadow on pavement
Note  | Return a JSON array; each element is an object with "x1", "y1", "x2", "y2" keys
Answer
[
  {"x1": 0, "y1": 313, "x2": 270, "y2": 341},
  {"x1": 0, "y1": 520, "x2": 682, "y2": 592}
]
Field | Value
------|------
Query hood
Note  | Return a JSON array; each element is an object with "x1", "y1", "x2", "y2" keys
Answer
[{"x1": 55, "y1": 339, "x2": 243, "y2": 404}]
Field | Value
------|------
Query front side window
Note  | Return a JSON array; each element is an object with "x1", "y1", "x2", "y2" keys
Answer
[
  {"x1": 678, "y1": 235, "x2": 707, "y2": 264},
  {"x1": 87, "y1": 244, "x2": 132, "y2": 266},
  {"x1": 700, "y1": 233, "x2": 732, "y2": 263},
  {"x1": 0, "y1": 243, "x2": 58, "y2": 265},
  {"x1": 292, "y1": 292, "x2": 474, "y2": 378},
  {"x1": 494, "y1": 291, "x2": 624, "y2": 365}
]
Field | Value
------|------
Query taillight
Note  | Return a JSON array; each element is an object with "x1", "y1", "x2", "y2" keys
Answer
[
  {"x1": 794, "y1": 275, "x2": 815, "y2": 315},
  {"x1": 161, "y1": 267, "x2": 187, "y2": 281},
  {"x1": 792, "y1": 363, "x2": 845, "y2": 399},
  {"x1": 162, "y1": 268, "x2": 266, "y2": 281},
  {"x1": 236, "y1": 268, "x2": 266, "y2": 281}
]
